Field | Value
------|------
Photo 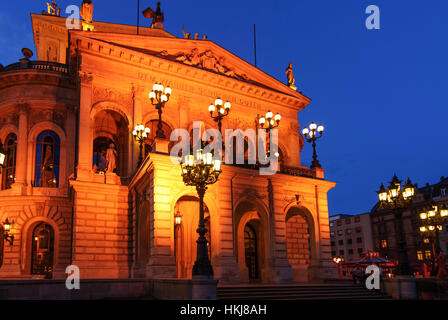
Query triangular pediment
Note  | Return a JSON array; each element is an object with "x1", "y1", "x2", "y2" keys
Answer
[{"x1": 70, "y1": 31, "x2": 309, "y2": 102}]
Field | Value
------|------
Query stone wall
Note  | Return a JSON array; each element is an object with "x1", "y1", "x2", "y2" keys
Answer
[{"x1": 70, "y1": 179, "x2": 131, "y2": 278}]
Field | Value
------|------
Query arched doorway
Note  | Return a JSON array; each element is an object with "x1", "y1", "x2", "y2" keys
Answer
[
  {"x1": 174, "y1": 195, "x2": 211, "y2": 279},
  {"x1": 285, "y1": 206, "x2": 315, "y2": 282},
  {"x1": 31, "y1": 223, "x2": 54, "y2": 278},
  {"x1": 235, "y1": 200, "x2": 269, "y2": 283},
  {"x1": 244, "y1": 224, "x2": 258, "y2": 280}
]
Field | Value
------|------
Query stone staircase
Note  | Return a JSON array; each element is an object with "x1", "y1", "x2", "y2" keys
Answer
[{"x1": 217, "y1": 283, "x2": 392, "y2": 300}]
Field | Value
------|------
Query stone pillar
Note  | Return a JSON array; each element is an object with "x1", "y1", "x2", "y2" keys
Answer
[
  {"x1": 269, "y1": 179, "x2": 294, "y2": 283},
  {"x1": 146, "y1": 162, "x2": 177, "y2": 278},
  {"x1": 312, "y1": 184, "x2": 338, "y2": 281},
  {"x1": 131, "y1": 85, "x2": 143, "y2": 174},
  {"x1": 76, "y1": 72, "x2": 93, "y2": 181},
  {"x1": 209, "y1": 179, "x2": 241, "y2": 283},
  {"x1": 11, "y1": 104, "x2": 28, "y2": 194}
]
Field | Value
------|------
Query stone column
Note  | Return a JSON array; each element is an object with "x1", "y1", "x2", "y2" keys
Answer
[
  {"x1": 268, "y1": 178, "x2": 294, "y2": 283},
  {"x1": 146, "y1": 159, "x2": 177, "y2": 278},
  {"x1": 76, "y1": 72, "x2": 93, "y2": 181},
  {"x1": 131, "y1": 85, "x2": 143, "y2": 173},
  {"x1": 11, "y1": 104, "x2": 29, "y2": 194}
]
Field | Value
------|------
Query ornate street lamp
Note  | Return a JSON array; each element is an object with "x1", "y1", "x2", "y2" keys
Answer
[
  {"x1": 332, "y1": 257, "x2": 345, "y2": 278},
  {"x1": 376, "y1": 175, "x2": 416, "y2": 276},
  {"x1": 180, "y1": 149, "x2": 222, "y2": 278},
  {"x1": 132, "y1": 124, "x2": 150, "y2": 167},
  {"x1": 257, "y1": 111, "x2": 281, "y2": 158},
  {"x1": 149, "y1": 83, "x2": 172, "y2": 139},
  {"x1": 208, "y1": 98, "x2": 231, "y2": 136},
  {"x1": 2, "y1": 218, "x2": 14, "y2": 245},
  {"x1": 418, "y1": 203, "x2": 448, "y2": 260},
  {"x1": 302, "y1": 122, "x2": 324, "y2": 168},
  {"x1": 258, "y1": 110, "x2": 281, "y2": 133}
]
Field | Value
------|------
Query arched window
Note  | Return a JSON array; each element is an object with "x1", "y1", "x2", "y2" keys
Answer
[
  {"x1": 2, "y1": 133, "x2": 17, "y2": 190},
  {"x1": 144, "y1": 120, "x2": 173, "y2": 155},
  {"x1": 92, "y1": 136, "x2": 115, "y2": 174},
  {"x1": 35, "y1": 130, "x2": 60, "y2": 188}
]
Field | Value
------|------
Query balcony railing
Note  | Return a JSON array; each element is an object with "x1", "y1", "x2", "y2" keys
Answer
[
  {"x1": 1, "y1": 61, "x2": 68, "y2": 74},
  {"x1": 230, "y1": 163, "x2": 317, "y2": 179}
]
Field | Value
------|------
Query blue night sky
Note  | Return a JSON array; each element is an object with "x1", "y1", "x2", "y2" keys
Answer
[{"x1": 1, "y1": 1, "x2": 447, "y2": 215}]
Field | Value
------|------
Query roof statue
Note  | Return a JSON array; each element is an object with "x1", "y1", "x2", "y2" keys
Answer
[
  {"x1": 285, "y1": 62, "x2": 297, "y2": 90},
  {"x1": 143, "y1": 2, "x2": 165, "y2": 30},
  {"x1": 80, "y1": 0, "x2": 94, "y2": 31},
  {"x1": 43, "y1": 1, "x2": 61, "y2": 16},
  {"x1": 182, "y1": 26, "x2": 191, "y2": 39}
]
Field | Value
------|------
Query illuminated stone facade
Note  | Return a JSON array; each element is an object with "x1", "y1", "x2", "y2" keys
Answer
[{"x1": 0, "y1": 11, "x2": 336, "y2": 283}]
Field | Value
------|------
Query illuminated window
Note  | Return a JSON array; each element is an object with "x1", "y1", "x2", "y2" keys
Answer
[
  {"x1": 355, "y1": 216, "x2": 360, "y2": 223},
  {"x1": 355, "y1": 227, "x2": 362, "y2": 233},
  {"x1": 425, "y1": 250, "x2": 432, "y2": 260},
  {"x1": 417, "y1": 251, "x2": 423, "y2": 261},
  {"x1": 381, "y1": 239, "x2": 388, "y2": 248},
  {"x1": 1, "y1": 133, "x2": 17, "y2": 190},
  {"x1": 423, "y1": 238, "x2": 430, "y2": 244},
  {"x1": 346, "y1": 229, "x2": 352, "y2": 235},
  {"x1": 337, "y1": 220, "x2": 342, "y2": 226},
  {"x1": 337, "y1": 230, "x2": 343, "y2": 236},
  {"x1": 330, "y1": 231, "x2": 335, "y2": 237},
  {"x1": 34, "y1": 131, "x2": 60, "y2": 187},
  {"x1": 345, "y1": 218, "x2": 351, "y2": 224}
]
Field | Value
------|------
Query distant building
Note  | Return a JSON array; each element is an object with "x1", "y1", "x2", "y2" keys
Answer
[
  {"x1": 370, "y1": 176, "x2": 448, "y2": 274},
  {"x1": 329, "y1": 213, "x2": 374, "y2": 261}
]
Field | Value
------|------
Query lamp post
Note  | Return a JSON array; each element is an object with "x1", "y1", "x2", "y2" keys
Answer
[
  {"x1": 377, "y1": 175, "x2": 416, "y2": 276},
  {"x1": 149, "y1": 83, "x2": 172, "y2": 139},
  {"x1": 2, "y1": 218, "x2": 14, "y2": 245},
  {"x1": 180, "y1": 149, "x2": 222, "y2": 278},
  {"x1": 258, "y1": 111, "x2": 281, "y2": 158},
  {"x1": 208, "y1": 98, "x2": 231, "y2": 136},
  {"x1": 333, "y1": 257, "x2": 345, "y2": 278},
  {"x1": 301, "y1": 122, "x2": 324, "y2": 168},
  {"x1": 418, "y1": 203, "x2": 448, "y2": 262},
  {"x1": 132, "y1": 124, "x2": 150, "y2": 167}
]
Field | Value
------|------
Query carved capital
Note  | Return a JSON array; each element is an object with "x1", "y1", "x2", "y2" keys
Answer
[
  {"x1": 16, "y1": 103, "x2": 29, "y2": 115},
  {"x1": 78, "y1": 71, "x2": 93, "y2": 85}
]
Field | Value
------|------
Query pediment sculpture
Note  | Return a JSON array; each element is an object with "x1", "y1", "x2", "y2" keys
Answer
[{"x1": 167, "y1": 49, "x2": 249, "y2": 81}]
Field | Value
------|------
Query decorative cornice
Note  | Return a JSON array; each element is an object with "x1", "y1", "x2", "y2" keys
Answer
[{"x1": 70, "y1": 35, "x2": 310, "y2": 111}]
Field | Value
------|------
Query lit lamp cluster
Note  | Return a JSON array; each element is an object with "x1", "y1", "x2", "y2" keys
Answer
[
  {"x1": 2, "y1": 218, "x2": 14, "y2": 245},
  {"x1": 302, "y1": 122, "x2": 324, "y2": 168},
  {"x1": 258, "y1": 110, "x2": 281, "y2": 132},
  {"x1": 149, "y1": 83, "x2": 172, "y2": 139},
  {"x1": 208, "y1": 98, "x2": 231, "y2": 135},
  {"x1": 181, "y1": 149, "x2": 222, "y2": 187},
  {"x1": 180, "y1": 149, "x2": 222, "y2": 278},
  {"x1": 418, "y1": 204, "x2": 448, "y2": 254},
  {"x1": 132, "y1": 124, "x2": 150, "y2": 167},
  {"x1": 377, "y1": 176, "x2": 415, "y2": 208}
]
